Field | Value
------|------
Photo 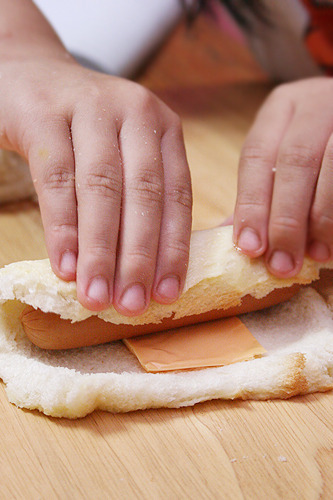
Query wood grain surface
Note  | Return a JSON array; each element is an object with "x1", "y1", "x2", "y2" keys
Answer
[{"x1": 0, "y1": 14, "x2": 332, "y2": 500}]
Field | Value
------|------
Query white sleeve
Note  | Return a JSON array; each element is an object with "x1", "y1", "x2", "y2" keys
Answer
[{"x1": 33, "y1": 0, "x2": 195, "y2": 76}]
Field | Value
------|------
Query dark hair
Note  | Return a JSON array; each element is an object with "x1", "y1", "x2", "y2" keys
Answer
[
  {"x1": 181, "y1": 0, "x2": 268, "y2": 28},
  {"x1": 221, "y1": 0, "x2": 267, "y2": 27}
]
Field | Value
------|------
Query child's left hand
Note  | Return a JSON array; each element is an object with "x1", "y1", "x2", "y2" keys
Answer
[{"x1": 233, "y1": 76, "x2": 333, "y2": 277}]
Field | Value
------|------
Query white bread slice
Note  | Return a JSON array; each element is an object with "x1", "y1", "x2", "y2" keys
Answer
[
  {"x1": 0, "y1": 226, "x2": 331, "y2": 324},
  {"x1": 0, "y1": 226, "x2": 332, "y2": 418}
]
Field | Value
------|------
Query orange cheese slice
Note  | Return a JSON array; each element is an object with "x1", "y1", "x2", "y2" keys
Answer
[{"x1": 123, "y1": 316, "x2": 266, "y2": 372}]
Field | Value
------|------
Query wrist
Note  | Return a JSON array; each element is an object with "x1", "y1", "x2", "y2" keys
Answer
[
  {"x1": 0, "y1": 34, "x2": 74, "y2": 65},
  {"x1": 0, "y1": 0, "x2": 73, "y2": 64}
]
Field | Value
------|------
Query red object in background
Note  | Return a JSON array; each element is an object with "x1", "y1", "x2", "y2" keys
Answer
[{"x1": 302, "y1": 0, "x2": 333, "y2": 74}]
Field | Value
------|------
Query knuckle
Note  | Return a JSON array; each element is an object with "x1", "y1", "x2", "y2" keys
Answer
[
  {"x1": 165, "y1": 184, "x2": 192, "y2": 211},
  {"x1": 49, "y1": 221, "x2": 77, "y2": 234},
  {"x1": 164, "y1": 237, "x2": 190, "y2": 260},
  {"x1": 80, "y1": 84, "x2": 105, "y2": 107},
  {"x1": 86, "y1": 241, "x2": 116, "y2": 260},
  {"x1": 24, "y1": 116, "x2": 70, "y2": 158},
  {"x1": 126, "y1": 244, "x2": 156, "y2": 268},
  {"x1": 270, "y1": 214, "x2": 303, "y2": 238},
  {"x1": 236, "y1": 197, "x2": 267, "y2": 213},
  {"x1": 27, "y1": 108, "x2": 69, "y2": 139},
  {"x1": 131, "y1": 85, "x2": 158, "y2": 114},
  {"x1": 240, "y1": 143, "x2": 273, "y2": 170},
  {"x1": 41, "y1": 165, "x2": 75, "y2": 191},
  {"x1": 167, "y1": 111, "x2": 182, "y2": 130},
  {"x1": 278, "y1": 144, "x2": 318, "y2": 169},
  {"x1": 163, "y1": 111, "x2": 183, "y2": 139},
  {"x1": 28, "y1": 110, "x2": 56, "y2": 129},
  {"x1": 83, "y1": 166, "x2": 122, "y2": 199},
  {"x1": 128, "y1": 171, "x2": 163, "y2": 204},
  {"x1": 310, "y1": 208, "x2": 333, "y2": 234}
]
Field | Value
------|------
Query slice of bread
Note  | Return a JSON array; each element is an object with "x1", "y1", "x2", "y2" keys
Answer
[
  {"x1": 0, "y1": 226, "x2": 330, "y2": 323},
  {"x1": 0, "y1": 226, "x2": 332, "y2": 418}
]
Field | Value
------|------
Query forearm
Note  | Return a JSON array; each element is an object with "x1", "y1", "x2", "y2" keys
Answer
[
  {"x1": 0, "y1": 0, "x2": 78, "y2": 152},
  {"x1": 0, "y1": 0, "x2": 71, "y2": 60}
]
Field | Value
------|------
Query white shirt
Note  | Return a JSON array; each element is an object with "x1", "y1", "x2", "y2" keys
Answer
[{"x1": 33, "y1": 0, "x2": 194, "y2": 77}]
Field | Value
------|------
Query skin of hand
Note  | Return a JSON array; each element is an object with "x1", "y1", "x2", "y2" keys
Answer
[
  {"x1": 233, "y1": 76, "x2": 333, "y2": 278},
  {"x1": 0, "y1": 2, "x2": 192, "y2": 315}
]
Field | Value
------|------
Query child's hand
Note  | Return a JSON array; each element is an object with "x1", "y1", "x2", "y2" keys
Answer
[
  {"x1": 233, "y1": 77, "x2": 333, "y2": 277},
  {"x1": 0, "y1": 57, "x2": 192, "y2": 314}
]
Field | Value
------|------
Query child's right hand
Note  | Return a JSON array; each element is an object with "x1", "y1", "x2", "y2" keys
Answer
[{"x1": 0, "y1": 55, "x2": 192, "y2": 315}]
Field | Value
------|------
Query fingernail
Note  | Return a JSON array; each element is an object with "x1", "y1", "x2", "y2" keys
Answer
[
  {"x1": 237, "y1": 227, "x2": 261, "y2": 253},
  {"x1": 269, "y1": 250, "x2": 295, "y2": 274},
  {"x1": 308, "y1": 241, "x2": 330, "y2": 261},
  {"x1": 120, "y1": 284, "x2": 146, "y2": 314},
  {"x1": 87, "y1": 277, "x2": 110, "y2": 305},
  {"x1": 156, "y1": 275, "x2": 180, "y2": 303},
  {"x1": 60, "y1": 251, "x2": 77, "y2": 276}
]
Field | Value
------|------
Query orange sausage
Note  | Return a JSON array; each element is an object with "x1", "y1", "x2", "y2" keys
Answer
[{"x1": 20, "y1": 285, "x2": 300, "y2": 350}]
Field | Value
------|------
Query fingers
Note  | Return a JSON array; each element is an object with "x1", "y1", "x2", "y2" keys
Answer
[
  {"x1": 28, "y1": 116, "x2": 78, "y2": 282},
  {"x1": 265, "y1": 107, "x2": 332, "y2": 277},
  {"x1": 234, "y1": 90, "x2": 293, "y2": 258},
  {"x1": 71, "y1": 109, "x2": 122, "y2": 311},
  {"x1": 152, "y1": 118, "x2": 192, "y2": 304},
  {"x1": 34, "y1": 89, "x2": 191, "y2": 314},
  {"x1": 308, "y1": 133, "x2": 333, "y2": 262},
  {"x1": 235, "y1": 84, "x2": 333, "y2": 278},
  {"x1": 112, "y1": 119, "x2": 164, "y2": 316},
  {"x1": 112, "y1": 111, "x2": 192, "y2": 316}
]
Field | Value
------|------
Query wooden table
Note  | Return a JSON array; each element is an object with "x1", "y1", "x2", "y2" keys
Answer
[{"x1": 1, "y1": 15, "x2": 332, "y2": 499}]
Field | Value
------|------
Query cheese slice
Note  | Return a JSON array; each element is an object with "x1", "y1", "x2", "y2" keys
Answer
[{"x1": 123, "y1": 316, "x2": 266, "y2": 372}]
